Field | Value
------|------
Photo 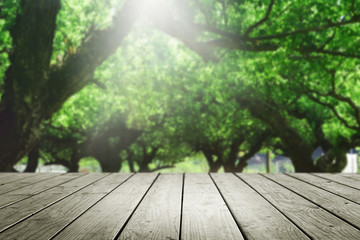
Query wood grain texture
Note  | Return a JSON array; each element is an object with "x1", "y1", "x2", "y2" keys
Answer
[
  {"x1": 118, "y1": 174, "x2": 183, "y2": 240},
  {"x1": 0, "y1": 173, "x2": 358, "y2": 239},
  {"x1": 211, "y1": 173, "x2": 309, "y2": 240},
  {"x1": 0, "y1": 173, "x2": 35, "y2": 185},
  {"x1": 0, "y1": 173, "x2": 61, "y2": 195},
  {"x1": 265, "y1": 174, "x2": 360, "y2": 229},
  {"x1": 0, "y1": 173, "x2": 131, "y2": 240},
  {"x1": 341, "y1": 173, "x2": 360, "y2": 181},
  {"x1": 312, "y1": 173, "x2": 360, "y2": 190},
  {"x1": 53, "y1": 173, "x2": 158, "y2": 240},
  {"x1": 181, "y1": 173, "x2": 244, "y2": 240},
  {"x1": 0, "y1": 173, "x2": 85, "y2": 209},
  {"x1": 0, "y1": 173, "x2": 107, "y2": 232},
  {"x1": 238, "y1": 173, "x2": 360, "y2": 240},
  {"x1": 287, "y1": 173, "x2": 360, "y2": 204}
]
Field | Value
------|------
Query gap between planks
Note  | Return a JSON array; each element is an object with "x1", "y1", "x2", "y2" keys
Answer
[
  {"x1": 0, "y1": 173, "x2": 87, "y2": 209},
  {"x1": 0, "y1": 173, "x2": 110, "y2": 234},
  {"x1": 211, "y1": 173, "x2": 309, "y2": 240},
  {"x1": 260, "y1": 174, "x2": 360, "y2": 232},
  {"x1": 238, "y1": 173, "x2": 360, "y2": 240}
]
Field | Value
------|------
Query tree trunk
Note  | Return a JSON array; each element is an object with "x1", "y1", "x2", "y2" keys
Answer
[
  {"x1": 289, "y1": 154, "x2": 317, "y2": 172},
  {"x1": 234, "y1": 158, "x2": 248, "y2": 172},
  {"x1": 0, "y1": 0, "x2": 144, "y2": 171},
  {"x1": 136, "y1": 144, "x2": 158, "y2": 172},
  {"x1": 222, "y1": 138, "x2": 243, "y2": 172},
  {"x1": 0, "y1": 0, "x2": 60, "y2": 171},
  {"x1": 128, "y1": 158, "x2": 135, "y2": 172},
  {"x1": 25, "y1": 146, "x2": 39, "y2": 172},
  {"x1": 223, "y1": 163, "x2": 235, "y2": 172},
  {"x1": 68, "y1": 148, "x2": 80, "y2": 172},
  {"x1": 331, "y1": 152, "x2": 347, "y2": 172},
  {"x1": 96, "y1": 151, "x2": 122, "y2": 172},
  {"x1": 234, "y1": 132, "x2": 269, "y2": 173},
  {"x1": 209, "y1": 162, "x2": 222, "y2": 172},
  {"x1": 98, "y1": 160, "x2": 121, "y2": 172},
  {"x1": 202, "y1": 150, "x2": 222, "y2": 172},
  {"x1": 240, "y1": 97, "x2": 317, "y2": 172},
  {"x1": 315, "y1": 149, "x2": 348, "y2": 172},
  {"x1": 139, "y1": 162, "x2": 150, "y2": 172},
  {"x1": 95, "y1": 143, "x2": 123, "y2": 172}
]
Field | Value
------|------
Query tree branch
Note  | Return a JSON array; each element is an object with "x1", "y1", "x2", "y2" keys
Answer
[
  {"x1": 329, "y1": 92, "x2": 360, "y2": 127},
  {"x1": 299, "y1": 85, "x2": 359, "y2": 131},
  {"x1": 298, "y1": 47, "x2": 360, "y2": 59},
  {"x1": 193, "y1": 0, "x2": 210, "y2": 25},
  {"x1": 203, "y1": 38, "x2": 278, "y2": 52},
  {"x1": 319, "y1": 31, "x2": 336, "y2": 49},
  {"x1": 251, "y1": 16, "x2": 360, "y2": 41},
  {"x1": 47, "y1": 0, "x2": 145, "y2": 112},
  {"x1": 245, "y1": 0, "x2": 275, "y2": 36},
  {"x1": 237, "y1": 131, "x2": 269, "y2": 166},
  {"x1": 220, "y1": 0, "x2": 228, "y2": 27},
  {"x1": 194, "y1": 24, "x2": 242, "y2": 40},
  {"x1": 89, "y1": 78, "x2": 106, "y2": 90},
  {"x1": 299, "y1": 64, "x2": 360, "y2": 128}
]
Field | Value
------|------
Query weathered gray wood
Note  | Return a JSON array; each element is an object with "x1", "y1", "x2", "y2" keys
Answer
[
  {"x1": 0, "y1": 173, "x2": 35, "y2": 185},
  {"x1": 288, "y1": 173, "x2": 360, "y2": 204},
  {"x1": 0, "y1": 173, "x2": 132, "y2": 240},
  {"x1": 0, "y1": 173, "x2": 85, "y2": 209},
  {"x1": 238, "y1": 173, "x2": 360, "y2": 239},
  {"x1": 0, "y1": 173, "x2": 359, "y2": 239},
  {"x1": 0, "y1": 173, "x2": 108, "y2": 232},
  {"x1": 52, "y1": 173, "x2": 158, "y2": 240},
  {"x1": 312, "y1": 173, "x2": 360, "y2": 190},
  {"x1": 181, "y1": 173, "x2": 244, "y2": 240},
  {"x1": 211, "y1": 173, "x2": 309, "y2": 240},
  {"x1": 0, "y1": 173, "x2": 62, "y2": 195},
  {"x1": 118, "y1": 174, "x2": 183, "y2": 240},
  {"x1": 263, "y1": 174, "x2": 360, "y2": 229},
  {"x1": 341, "y1": 173, "x2": 360, "y2": 181}
]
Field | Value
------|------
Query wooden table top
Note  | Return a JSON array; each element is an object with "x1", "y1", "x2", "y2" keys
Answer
[{"x1": 0, "y1": 173, "x2": 359, "y2": 239}]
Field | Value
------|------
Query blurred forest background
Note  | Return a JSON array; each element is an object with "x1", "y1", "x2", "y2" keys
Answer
[{"x1": 0, "y1": 0, "x2": 359, "y2": 173}]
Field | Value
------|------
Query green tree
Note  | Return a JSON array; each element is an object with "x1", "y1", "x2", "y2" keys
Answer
[
  {"x1": 0, "y1": 0, "x2": 143, "y2": 170},
  {"x1": 1, "y1": 0, "x2": 359, "y2": 172},
  {"x1": 33, "y1": 110, "x2": 142, "y2": 172}
]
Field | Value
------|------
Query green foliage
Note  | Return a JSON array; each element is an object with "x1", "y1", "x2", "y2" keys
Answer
[
  {"x1": 44, "y1": 2, "x2": 360, "y2": 171},
  {"x1": 3, "y1": 0, "x2": 360, "y2": 172},
  {"x1": 51, "y1": 0, "x2": 126, "y2": 63},
  {"x1": 0, "y1": 0, "x2": 19, "y2": 92},
  {"x1": 50, "y1": 84, "x2": 116, "y2": 131},
  {"x1": 78, "y1": 157, "x2": 101, "y2": 172}
]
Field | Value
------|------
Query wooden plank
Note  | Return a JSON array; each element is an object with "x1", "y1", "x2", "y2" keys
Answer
[
  {"x1": 0, "y1": 173, "x2": 108, "y2": 232},
  {"x1": 341, "y1": 173, "x2": 360, "y2": 181},
  {"x1": 0, "y1": 173, "x2": 62, "y2": 195},
  {"x1": 238, "y1": 174, "x2": 360, "y2": 239},
  {"x1": 263, "y1": 174, "x2": 360, "y2": 229},
  {"x1": 211, "y1": 173, "x2": 309, "y2": 240},
  {"x1": 181, "y1": 173, "x2": 244, "y2": 240},
  {"x1": 0, "y1": 173, "x2": 85, "y2": 209},
  {"x1": 312, "y1": 173, "x2": 360, "y2": 190},
  {"x1": 288, "y1": 173, "x2": 360, "y2": 204},
  {"x1": 52, "y1": 173, "x2": 158, "y2": 240},
  {"x1": 0, "y1": 173, "x2": 35, "y2": 185},
  {"x1": 0, "y1": 173, "x2": 132, "y2": 240},
  {"x1": 118, "y1": 174, "x2": 183, "y2": 240}
]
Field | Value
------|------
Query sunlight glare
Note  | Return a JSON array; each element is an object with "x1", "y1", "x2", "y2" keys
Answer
[{"x1": 143, "y1": 0, "x2": 174, "y2": 20}]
